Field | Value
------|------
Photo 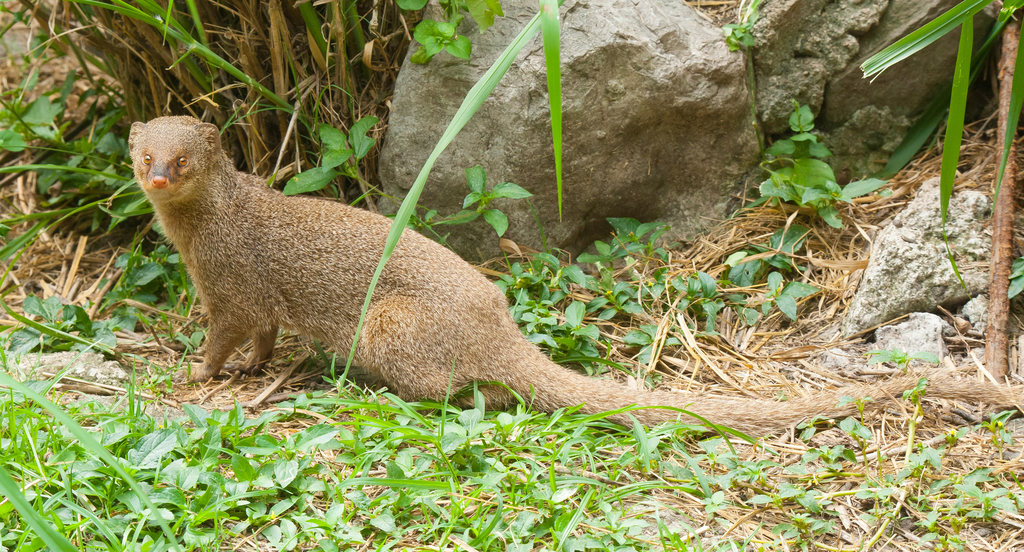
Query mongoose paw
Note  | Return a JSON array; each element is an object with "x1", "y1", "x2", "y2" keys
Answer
[
  {"x1": 223, "y1": 362, "x2": 265, "y2": 377},
  {"x1": 173, "y1": 364, "x2": 220, "y2": 383}
]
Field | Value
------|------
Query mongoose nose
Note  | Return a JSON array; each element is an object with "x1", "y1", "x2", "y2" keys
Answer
[{"x1": 152, "y1": 175, "x2": 168, "y2": 189}]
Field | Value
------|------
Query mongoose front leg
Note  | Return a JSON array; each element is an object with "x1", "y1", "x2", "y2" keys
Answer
[{"x1": 175, "y1": 321, "x2": 249, "y2": 383}]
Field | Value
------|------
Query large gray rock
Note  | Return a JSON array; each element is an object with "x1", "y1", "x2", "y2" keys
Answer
[
  {"x1": 752, "y1": 0, "x2": 995, "y2": 175},
  {"x1": 843, "y1": 178, "x2": 991, "y2": 336},
  {"x1": 380, "y1": 0, "x2": 760, "y2": 259}
]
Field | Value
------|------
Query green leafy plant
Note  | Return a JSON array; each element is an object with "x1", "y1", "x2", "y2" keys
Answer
[
  {"x1": 722, "y1": 0, "x2": 761, "y2": 52},
  {"x1": 418, "y1": 165, "x2": 533, "y2": 237},
  {"x1": 399, "y1": 0, "x2": 504, "y2": 64},
  {"x1": 759, "y1": 102, "x2": 888, "y2": 228},
  {"x1": 761, "y1": 271, "x2": 818, "y2": 321},
  {"x1": 1008, "y1": 257, "x2": 1024, "y2": 298},
  {"x1": 284, "y1": 116, "x2": 378, "y2": 196},
  {"x1": 865, "y1": 348, "x2": 940, "y2": 370},
  {"x1": 7, "y1": 295, "x2": 119, "y2": 354},
  {"x1": 725, "y1": 224, "x2": 810, "y2": 288}
]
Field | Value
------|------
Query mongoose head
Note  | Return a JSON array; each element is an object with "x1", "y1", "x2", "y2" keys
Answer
[{"x1": 129, "y1": 116, "x2": 223, "y2": 203}]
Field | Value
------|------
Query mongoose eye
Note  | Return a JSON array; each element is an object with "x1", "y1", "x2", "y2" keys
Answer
[
  {"x1": 178, "y1": 156, "x2": 188, "y2": 167},
  {"x1": 143, "y1": 155, "x2": 151, "y2": 165}
]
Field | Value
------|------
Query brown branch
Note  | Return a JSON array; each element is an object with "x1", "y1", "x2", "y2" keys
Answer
[{"x1": 985, "y1": 19, "x2": 1021, "y2": 380}]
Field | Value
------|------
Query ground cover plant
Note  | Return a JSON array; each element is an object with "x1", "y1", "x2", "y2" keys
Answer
[{"x1": 2, "y1": 3, "x2": 1024, "y2": 552}]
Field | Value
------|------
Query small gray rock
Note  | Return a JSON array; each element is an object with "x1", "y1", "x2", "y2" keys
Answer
[
  {"x1": 12, "y1": 351, "x2": 129, "y2": 387},
  {"x1": 961, "y1": 295, "x2": 989, "y2": 333},
  {"x1": 843, "y1": 178, "x2": 990, "y2": 336},
  {"x1": 873, "y1": 312, "x2": 950, "y2": 362}
]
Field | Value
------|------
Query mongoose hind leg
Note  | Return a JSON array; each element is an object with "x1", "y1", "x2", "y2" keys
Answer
[{"x1": 356, "y1": 295, "x2": 483, "y2": 403}]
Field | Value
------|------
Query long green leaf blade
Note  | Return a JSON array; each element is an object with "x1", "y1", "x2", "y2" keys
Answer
[
  {"x1": 540, "y1": 0, "x2": 563, "y2": 218},
  {"x1": 939, "y1": 17, "x2": 974, "y2": 290},
  {"x1": 0, "y1": 374, "x2": 184, "y2": 551},
  {"x1": 861, "y1": 0, "x2": 991, "y2": 79},
  {"x1": 940, "y1": 18, "x2": 973, "y2": 225},
  {"x1": 344, "y1": 6, "x2": 559, "y2": 372},
  {"x1": 0, "y1": 468, "x2": 79, "y2": 552}
]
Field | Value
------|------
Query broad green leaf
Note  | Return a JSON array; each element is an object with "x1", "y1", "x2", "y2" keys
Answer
[
  {"x1": 789, "y1": 103, "x2": 815, "y2": 132},
  {"x1": 775, "y1": 295, "x2": 798, "y2": 321},
  {"x1": 818, "y1": 205, "x2": 843, "y2": 228},
  {"x1": 564, "y1": 301, "x2": 584, "y2": 328},
  {"x1": 765, "y1": 139, "x2": 795, "y2": 156},
  {"x1": 283, "y1": 167, "x2": 341, "y2": 195},
  {"x1": 322, "y1": 148, "x2": 354, "y2": 171},
  {"x1": 780, "y1": 281, "x2": 819, "y2": 299},
  {"x1": 808, "y1": 141, "x2": 831, "y2": 158},
  {"x1": 127, "y1": 429, "x2": 178, "y2": 470},
  {"x1": 724, "y1": 251, "x2": 748, "y2": 267},
  {"x1": 909, "y1": 351, "x2": 941, "y2": 363},
  {"x1": 482, "y1": 208, "x2": 509, "y2": 236},
  {"x1": 491, "y1": 181, "x2": 533, "y2": 199},
  {"x1": 697, "y1": 271, "x2": 717, "y2": 298},
  {"x1": 446, "y1": 35, "x2": 472, "y2": 60},
  {"x1": 840, "y1": 178, "x2": 888, "y2": 202},
  {"x1": 463, "y1": 191, "x2": 484, "y2": 208},
  {"x1": 623, "y1": 330, "x2": 653, "y2": 347},
  {"x1": 0, "y1": 130, "x2": 27, "y2": 152},
  {"x1": 22, "y1": 97, "x2": 62, "y2": 125},
  {"x1": 466, "y1": 0, "x2": 500, "y2": 31},
  {"x1": 435, "y1": 21, "x2": 457, "y2": 39},
  {"x1": 791, "y1": 157, "x2": 836, "y2": 188},
  {"x1": 350, "y1": 116, "x2": 379, "y2": 160},
  {"x1": 320, "y1": 125, "x2": 347, "y2": 152},
  {"x1": 465, "y1": 165, "x2": 487, "y2": 193},
  {"x1": 397, "y1": 0, "x2": 428, "y2": 9},
  {"x1": 274, "y1": 459, "x2": 299, "y2": 487},
  {"x1": 800, "y1": 186, "x2": 831, "y2": 206},
  {"x1": 767, "y1": 271, "x2": 784, "y2": 294}
]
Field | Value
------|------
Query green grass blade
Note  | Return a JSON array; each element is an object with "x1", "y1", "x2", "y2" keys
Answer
[
  {"x1": 0, "y1": 374, "x2": 184, "y2": 551},
  {"x1": 879, "y1": 19, "x2": 1007, "y2": 177},
  {"x1": 183, "y1": 0, "x2": 209, "y2": 48},
  {"x1": 879, "y1": 98, "x2": 947, "y2": 178},
  {"x1": 940, "y1": 18, "x2": 973, "y2": 226},
  {"x1": 0, "y1": 164, "x2": 131, "y2": 179},
  {"x1": 298, "y1": 1, "x2": 329, "y2": 59},
  {"x1": 540, "y1": 0, "x2": 563, "y2": 218},
  {"x1": 861, "y1": 0, "x2": 991, "y2": 79},
  {"x1": 940, "y1": 17, "x2": 974, "y2": 290},
  {"x1": 994, "y1": 27, "x2": 1024, "y2": 199},
  {"x1": 344, "y1": 4, "x2": 560, "y2": 372},
  {"x1": 0, "y1": 221, "x2": 44, "y2": 261},
  {"x1": 0, "y1": 468, "x2": 79, "y2": 552}
]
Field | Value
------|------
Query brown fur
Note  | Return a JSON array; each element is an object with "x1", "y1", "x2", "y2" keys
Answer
[{"x1": 128, "y1": 116, "x2": 1020, "y2": 435}]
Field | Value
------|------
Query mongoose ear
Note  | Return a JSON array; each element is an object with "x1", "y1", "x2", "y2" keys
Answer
[
  {"x1": 194, "y1": 123, "x2": 222, "y2": 151},
  {"x1": 128, "y1": 122, "x2": 146, "y2": 154}
]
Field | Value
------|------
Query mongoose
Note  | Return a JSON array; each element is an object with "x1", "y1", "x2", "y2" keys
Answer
[{"x1": 128, "y1": 116, "x2": 1020, "y2": 435}]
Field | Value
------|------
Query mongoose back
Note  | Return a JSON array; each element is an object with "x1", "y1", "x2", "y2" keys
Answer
[{"x1": 128, "y1": 116, "x2": 1020, "y2": 435}]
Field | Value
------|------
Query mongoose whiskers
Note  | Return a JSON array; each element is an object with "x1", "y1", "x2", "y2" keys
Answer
[{"x1": 129, "y1": 116, "x2": 1020, "y2": 435}]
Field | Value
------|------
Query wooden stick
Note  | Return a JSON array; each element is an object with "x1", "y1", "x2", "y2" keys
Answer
[{"x1": 986, "y1": 19, "x2": 1021, "y2": 380}]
